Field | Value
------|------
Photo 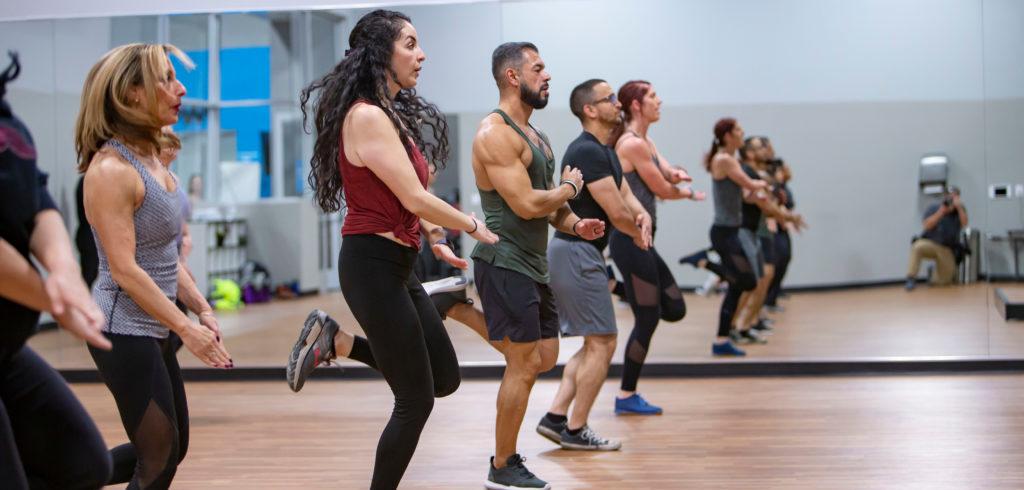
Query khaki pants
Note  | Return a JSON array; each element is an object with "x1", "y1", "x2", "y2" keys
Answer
[{"x1": 907, "y1": 238, "x2": 956, "y2": 285}]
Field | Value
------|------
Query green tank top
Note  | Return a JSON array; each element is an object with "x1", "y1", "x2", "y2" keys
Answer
[{"x1": 471, "y1": 109, "x2": 556, "y2": 284}]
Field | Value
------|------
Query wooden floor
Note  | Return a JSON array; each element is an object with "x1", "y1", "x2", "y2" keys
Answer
[
  {"x1": 31, "y1": 284, "x2": 1024, "y2": 370},
  {"x1": 72, "y1": 375, "x2": 1024, "y2": 489}
]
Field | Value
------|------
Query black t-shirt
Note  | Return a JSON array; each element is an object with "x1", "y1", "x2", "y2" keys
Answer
[
  {"x1": 554, "y1": 131, "x2": 623, "y2": 252},
  {"x1": 921, "y1": 202, "x2": 963, "y2": 248},
  {"x1": 0, "y1": 100, "x2": 56, "y2": 361},
  {"x1": 740, "y1": 162, "x2": 762, "y2": 231}
]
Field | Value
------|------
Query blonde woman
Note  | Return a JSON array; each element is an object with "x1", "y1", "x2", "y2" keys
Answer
[{"x1": 76, "y1": 43, "x2": 231, "y2": 489}]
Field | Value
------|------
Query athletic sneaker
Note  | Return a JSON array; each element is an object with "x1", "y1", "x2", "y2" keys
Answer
[
  {"x1": 732, "y1": 329, "x2": 767, "y2": 345},
  {"x1": 422, "y1": 275, "x2": 469, "y2": 296},
  {"x1": 286, "y1": 309, "x2": 339, "y2": 392},
  {"x1": 485, "y1": 454, "x2": 550, "y2": 490},
  {"x1": 614, "y1": 393, "x2": 663, "y2": 415},
  {"x1": 679, "y1": 249, "x2": 708, "y2": 268},
  {"x1": 712, "y1": 340, "x2": 746, "y2": 356},
  {"x1": 535, "y1": 415, "x2": 566, "y2": 444},
  {"x1": 751, "y1": 320, "x2": 774, "y2": 334},
  {"x1": 560, "y1": 425, "x2": 621, "y2": 451},
  {"x1": 765, "y1": 304, "x2": 785, "y2": 313}
]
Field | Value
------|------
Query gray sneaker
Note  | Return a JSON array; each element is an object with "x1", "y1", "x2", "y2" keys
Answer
[
  {"x1": 559, "y1": 425, "x2": 622, "y2": 451},
  {"x1": 286, "y1": 309, "x2": 339, "y2": 392},
  {"x1": 485, "y1": 454, "x2": 551, "y2": 490},
  {"x1": 535, "y1": 416, "x2": 566, "y2": 445}
]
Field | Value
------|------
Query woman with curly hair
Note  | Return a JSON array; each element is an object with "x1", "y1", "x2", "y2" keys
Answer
[{"x1": 283, "y1": 10, "x2": 497, "y2": 490}]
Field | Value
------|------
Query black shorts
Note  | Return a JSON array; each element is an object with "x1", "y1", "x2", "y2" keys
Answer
[
  {"x1": 473, "y1": 259, "x2": 559, "y2": 343},
  {"x1": 430, "y1": 290, "x2": 473, "y2": 320},
  {"x1": 759, "y1": 235, "x2": 776, "y2": 265}
]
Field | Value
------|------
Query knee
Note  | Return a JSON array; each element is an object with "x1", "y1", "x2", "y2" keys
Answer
[
  {"x1": 661, "y1": 300, "x2": 686, "y2": 322},
  {"x1": 585, "y1": 335, "x2": 617, "y2": 361},
  {"x1": 737, "y1": 275, "x2": 757, "y2": 292},
  {"x1": 396, "y1": 392, "x2": 436, "y2": 423},
  {"x1": 434, "y1": 371, "x2": 461, "y2": 398},
  {"x1": 65, "y1": 448, "x2": 112, "y2": 490},
  {"x1": 509, "y1": 349, "x2": 544, "y2": 378}
]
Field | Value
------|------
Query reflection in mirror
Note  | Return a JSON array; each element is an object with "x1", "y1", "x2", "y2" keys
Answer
[{"x1": 1, "y1": 0, "x2": 1021, "y2": 372}]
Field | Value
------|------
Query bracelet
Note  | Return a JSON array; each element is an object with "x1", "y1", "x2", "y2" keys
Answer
[
  {"x1": 572, "y1": 219, "x2": 583, "y2": 236},
  {"x1": 560, "y1": 180, "x2": 580, "y2": 199},
  {"x1": 468, "y1": 218, "x2": 479, "y2": 234}
]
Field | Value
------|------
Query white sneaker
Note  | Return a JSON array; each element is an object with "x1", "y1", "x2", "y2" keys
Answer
[{"x1": 422, "y1": 276, "x2": 469, "y2": 296}]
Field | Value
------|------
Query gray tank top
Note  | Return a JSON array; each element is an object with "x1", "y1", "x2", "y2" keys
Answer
[
  {"x1": 622, "y1": 133, "x2": 658, "y2": 225},
  {"x1": 712, "y1": 174, "x2": 743, "y2": 227},
  {"x1": 92, "y1": 140, "x2": 182, "y2": 339}
]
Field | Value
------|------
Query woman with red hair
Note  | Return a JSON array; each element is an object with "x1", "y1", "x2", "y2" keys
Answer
[{"x1": 609, "y1": 80, "x2": 703, "y2": 415}]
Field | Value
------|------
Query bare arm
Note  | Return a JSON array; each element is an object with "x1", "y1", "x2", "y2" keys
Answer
[
  {"x1": 716, "y1": 155, "x2": 768, "y2": 192},
  {"x1": 0, "y1": 238, "x2": 50, "y2": 312},
  {"x1": 548, "y1": 204, "x2": 579, "y2": 235},
  {"x1": 618, "y1": 138, "x2": 691, "y2": 200},
  {"x1": 347, "y1": 104, "x2": 476, "y2": 233},
  {"x1": 922, "y1": 206, "x2": 948, "y2": 231},
  {"x1": 588, "y1": 176, "x2": 642, "y2": 238},
  {"x1": 474, "y1": 123, "x2": 576, "y2": 219}
]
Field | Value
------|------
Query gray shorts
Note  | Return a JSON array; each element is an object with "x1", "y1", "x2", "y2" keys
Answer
[
  {"x1": 738, "y1": 228, "x2": 764, "y2": 281},
  {"x1": 547, "y1": 237, "x2": 616, "y2": 337}
]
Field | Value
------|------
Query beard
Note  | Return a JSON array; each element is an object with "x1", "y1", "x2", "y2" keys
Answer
[{"x1": 520, "y1": 84, "x2": 549, "y2": 109}]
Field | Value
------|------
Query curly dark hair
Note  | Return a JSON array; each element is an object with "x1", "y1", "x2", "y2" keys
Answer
[{"x1": 300, "y1": 9, "x2": 449, "y2": 213}]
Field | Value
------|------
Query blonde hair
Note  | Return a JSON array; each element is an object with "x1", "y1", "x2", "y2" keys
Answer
[{"x1": 74, "y1": 43, "x2": 193, "y2": 172}]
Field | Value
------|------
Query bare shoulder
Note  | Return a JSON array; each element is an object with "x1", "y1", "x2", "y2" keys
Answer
[
  {"x1": 616, "y1": 134, "x2": 649, "y2": 157},
  {"x1": 473, "y1": 114, "x2": 521, "y2": 164},
  {"x1": 345, "y1": 102, "x2": 391, "y2": 130},
  {"x1": 86, "y1": 148, "x2": 138, "y2": 184}
]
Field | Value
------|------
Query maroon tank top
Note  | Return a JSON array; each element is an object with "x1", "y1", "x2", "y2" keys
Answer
[{"x1": 339, "y1": 101, "x2": 429, "y2": 249}]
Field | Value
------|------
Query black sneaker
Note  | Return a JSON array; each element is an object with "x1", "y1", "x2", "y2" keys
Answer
[
  {"x1": 485, "y1": 454, "x2": 550, "y2": 490},
  {"x1": 733, "y1": 329, "x2": 767, "y2": 345},
  {"x1": 286, "y1": 309, "x2": 339, "y2": 392},
  {"x1": 751, "y1": 320, "x2": 774, "y2": 334},
  {"x1": 679, "y1": 249, "x2": 709, "y2": 268},
  {"x1": 535, "y1": 415, "x2": 566, "y2": 445},
  {"x1": 560, "y1": 425, "x2": 621, "y2": 451}
]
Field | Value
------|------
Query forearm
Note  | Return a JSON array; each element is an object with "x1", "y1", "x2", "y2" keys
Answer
[
  {"x1": 957, "y1": 207, "x2": 968, "y2": 227},
  {"x1": 112, "y1": 262, "x2": 191, "y2": 333},
  {"x1": 548, "y1": 204, "x2": 579, "y2": 235},
  {"x1": 523, "y1": 185, "x2": 575, "y2": 219},
  {"x1": 29, "y1": 210, "x2": 80, "y2": 274},
  {"x1": 177, "y1": 264, "x2": 211, "y2": 315},
  {"x1": 419, "y1": 218, "x2": 447, "y2": 245},
  {"x1": 922, "y1": 210, "x2": 945, "y2": 231},
  {"x1": 407, "y1": 190, "x2": 475, "y2": 232},
  {"x1": 0, "y1": 239, "x2": 51, "y2": 312}
]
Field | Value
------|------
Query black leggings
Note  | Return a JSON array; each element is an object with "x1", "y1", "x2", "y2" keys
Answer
[
  {"x1": 709, "y1": 225, "x2": 758, "y2": 337},
  {"x1": 765, "y1": 230, "x2": 792, "y2": 306},
  {"x1": 89, "y1": 333, "x2": 189, "y2": 490},
  {"x1": 609, "y1": 230, "x2": 685, "y2": 393},
  {"x1": 339, "y1": 234, "x2": 461, "y2": 490},
  {"x1": 0, "y1": 346, "x2": 111, "y2": 490}
]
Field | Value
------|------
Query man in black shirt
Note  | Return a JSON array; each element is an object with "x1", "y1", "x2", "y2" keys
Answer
[
  {"x1": 536, "y1": 79, "x2": 650, "y2": 451},
  {"x1": 906, "y1": 186, "x2": 968, "y2": 290}
]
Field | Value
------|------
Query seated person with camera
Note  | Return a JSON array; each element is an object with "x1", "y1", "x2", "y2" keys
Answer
[{"x1": 905, "y1": 186, "x2": 968, "y2": 290}]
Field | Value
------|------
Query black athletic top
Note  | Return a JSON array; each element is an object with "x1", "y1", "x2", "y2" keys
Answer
[
  {"x1": 554, "y1": 130, "x2": 623, "y2": 252},
  {"x1": 0, "y1": 99, "x2": 57, "y2": 362},
  {"x1": 740, "y1": 162, "x2": 763, "y2": 231}
]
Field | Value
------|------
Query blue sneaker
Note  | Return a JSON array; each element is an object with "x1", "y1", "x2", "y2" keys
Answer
[
  {"x1": 615, "y1": 393, "x2": 663, "y2": 415},
  {"x1": 712, "y1": 340, "x2": 746, "y2": 356}
]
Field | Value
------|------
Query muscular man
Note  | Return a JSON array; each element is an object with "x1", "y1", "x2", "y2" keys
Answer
[{"x1": 472, "y1": 42, "x2": 604, "y2": 490}]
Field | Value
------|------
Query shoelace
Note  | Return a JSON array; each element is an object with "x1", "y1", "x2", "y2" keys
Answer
[
  {"x1": 580, "y1": 426, "x2": 608, "y2": 445},
  {"x1": 510, "y1": 456, "x2": 537, "y2": 479}
]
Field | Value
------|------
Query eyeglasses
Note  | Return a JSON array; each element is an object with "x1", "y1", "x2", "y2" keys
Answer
[{"x1": 591, "y1": 93, "x2": 617, "y2": 105}]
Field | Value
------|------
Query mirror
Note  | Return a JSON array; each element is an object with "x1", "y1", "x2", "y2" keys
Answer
[{"x1": 3, "y1": 0, "x2": 1021, "y2": 371}]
